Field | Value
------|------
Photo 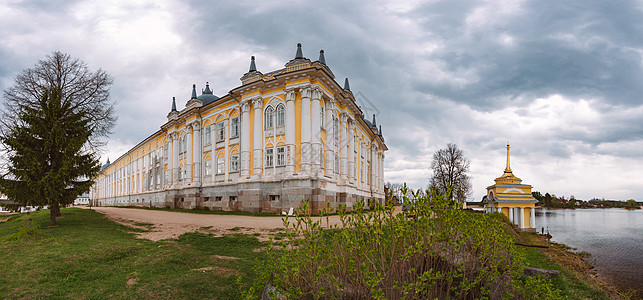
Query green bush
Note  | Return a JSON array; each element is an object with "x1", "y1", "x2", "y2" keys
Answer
[{"x1": 251, "y1": 187, "x2": 561, "y2": 299}]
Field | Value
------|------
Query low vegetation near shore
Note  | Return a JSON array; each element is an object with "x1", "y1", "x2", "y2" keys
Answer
[
  {"x1": 249, "y1": 191, "x2": 564, "y2": 299},
  {"x1": 0, "y1": 197, "x2": 627, "y2": 299}
]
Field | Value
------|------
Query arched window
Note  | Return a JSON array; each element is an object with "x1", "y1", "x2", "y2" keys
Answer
[
  {"x1": 265, "y1": 106, "x2": 274, "y2": 129},
  {"x1": 275, "y1": 104, "x2": 285, "y2": 127},
  {"x1": 320, "y1": 106, "x2": 324, "y2": 128}
]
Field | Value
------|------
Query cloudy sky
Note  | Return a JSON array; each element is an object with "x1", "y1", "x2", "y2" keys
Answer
[{"x1": 1, "y1": 0, "x2": 642, "y2": 201}]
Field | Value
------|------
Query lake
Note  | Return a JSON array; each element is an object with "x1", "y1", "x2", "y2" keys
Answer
[{"x1": 535, "y1": 208, "x2": 643, "y2": 295}]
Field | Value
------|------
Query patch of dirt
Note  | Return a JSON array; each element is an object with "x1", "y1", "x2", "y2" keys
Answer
[
  {"x1": 89, "y1": 207, "x2": 346, "y2": 241},
  {"x1": 190, "y1": 266, "x2": 241, "y2": 277},
  {"x1": 126, "y1": 277, "x2": 138, "y2": 287},
  {"x1": 211, "y1": 255, "x2": 241, "y2": 260}
]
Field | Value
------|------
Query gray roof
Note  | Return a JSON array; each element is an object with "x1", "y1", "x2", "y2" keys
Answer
[{"x1": 197, "y1": 82, "x2": 219, "y2": 105}]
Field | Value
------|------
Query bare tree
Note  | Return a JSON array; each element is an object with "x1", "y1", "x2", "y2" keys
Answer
[
  {"x1": 2, "y1": 51, "x2": 116, "y2": 149},
  {"x1": 429, "y1": 143, "x2": 472, "y2": 204}
]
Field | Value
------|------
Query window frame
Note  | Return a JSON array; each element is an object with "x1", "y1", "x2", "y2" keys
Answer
[
  {"x1": 265, "y1": 148, "x2": 274, "y2": 167},
  {"x1": 216, "y1": 121, "x2": 225, "y2": 142},
  {"x1": 276, "y1": 146, "x2": 285, "y2": 166},
  {"x1": 230, "y1": 154, "x2": 240, "y2": 172},
  {"x1": 216, "y1": 157, "x2": 225, "y2": 174},
  {"x1": 230, "y1": 116, "x2": 239, "y2": 138},
  {"x1": 275, "y1": 104, "x2": 285, "y2": 127},
  {"x1": 265, "y1": 106, "x2": 274, "y2": 129},
  {"x1": 204, "y1": 125, "x2": 212, "y2": 145}
]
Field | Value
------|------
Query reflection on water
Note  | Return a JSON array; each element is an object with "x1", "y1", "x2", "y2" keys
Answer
[{"x1": 535, "y1": 208, "x2": 643, "y2": 295}]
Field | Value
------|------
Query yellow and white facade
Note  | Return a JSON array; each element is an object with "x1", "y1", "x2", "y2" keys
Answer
[
  {"x1": 483, "y1": 144, "x2": 537, "y2": 231},
  {"x1": 90, "y1": 44, "x2": 387, "y2": 213}
]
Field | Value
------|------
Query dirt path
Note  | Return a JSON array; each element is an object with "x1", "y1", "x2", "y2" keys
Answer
[{"x1": 90, "y1": 206, "x2": 348, "y2": 241}]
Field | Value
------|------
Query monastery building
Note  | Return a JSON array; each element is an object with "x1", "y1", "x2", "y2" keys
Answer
[{"x1": 90, "y1": 44, "x2": 387, "y2": 213}]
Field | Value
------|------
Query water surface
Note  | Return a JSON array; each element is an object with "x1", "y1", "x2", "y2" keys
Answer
[{"x1": 535, "y1": 208, "x2": 643, "y2": 295}]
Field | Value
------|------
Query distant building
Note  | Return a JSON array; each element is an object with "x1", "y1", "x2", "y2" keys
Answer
[
  {"x1": 74, "y1": 193, "x2": 90, "y2": 205},
  {"x1": 90, "y1": 44, "x2": 387, "y2": 213},
  {"x1": 482, "y1": 144, "x2": 537, "y2": 231}
]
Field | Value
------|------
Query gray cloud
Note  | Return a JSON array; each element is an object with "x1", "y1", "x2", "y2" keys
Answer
[{"x1": 1, "y1": 0, "x2": 642, "y2": 200}]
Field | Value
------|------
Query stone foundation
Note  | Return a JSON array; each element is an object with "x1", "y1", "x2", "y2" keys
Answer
[{"x1": 96, "y1": 177, "x2": 384, "y2": 214}]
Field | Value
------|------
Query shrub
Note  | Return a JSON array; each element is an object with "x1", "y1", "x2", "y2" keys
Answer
[{"x1": 251, "y1": 187, "x2": 559, "y2": 299}]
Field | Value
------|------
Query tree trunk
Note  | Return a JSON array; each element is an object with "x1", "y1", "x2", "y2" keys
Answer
[{"x1": 49, "y1": 202, "x2": 59, "y2": 226}]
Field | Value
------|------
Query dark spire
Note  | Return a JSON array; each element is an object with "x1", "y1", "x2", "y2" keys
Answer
[
  {"x1": 318, "y1": 50, "x2": 326, "y2": 65},
  {"x1": 202, "y1": 82, "x2": 213, "y2": 95},
  {"x1": 379, "y1": 125, "x2": 382, "y2": 136},
  {"x1": 106, "y1": 158, "x2": 110, "y2": 164},
  {"x1": 295, "y1": 43, "x2": 304, "y2": 59},
  {"x1": 191, "y1": 84, "x2": 197, "y2": 99},
  {"x1": 344, "y1": 78, "x2": 350, "y2": 90},
  {"x1": 249, "y1": 56, "x2": 257, "y2": 72},
  {"x1": 372, "y1": 114, "x2": 377, "y2": 127},
  {"x1": 171, "y1": 97, "x2": 177, "y2": 111}
]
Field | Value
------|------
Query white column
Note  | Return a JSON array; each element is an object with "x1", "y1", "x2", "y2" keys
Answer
[
  {"x1": 530, "y1": 207, "x2": 536, "y2": 228},
  {"x1": 252, "y1": 97, "x2": 263, "y2": 176},
  {"x1": 348, "y1": 121, "x2": 355, "y2": 183},
  {"x1": 371, "y1": 145, "x2": 377, "y2": 191},
  {"x1": 168, "y1": 134, "x2": 174, "y2": 187},
  {"x1": 509, "y1": 207, "x2": 514, "y2": 224},
  {"x1": 340, "y1": 113, "x2": 348, "y2": 181},
  {"x1": 379, "y1": 152, "x2": 384, "y2": 190},
  {"x1": 224, "y1": 121, "x2": 229, "y2": 182},
  {"x1": 324, "y1": 101, "x2": 334, "y2": 175},
  {"x1": 211, "y1": 125, "x2": 216, "y2": 182},
  {"x1": 186, "y1": 124, "x2": 193, "y2": 183},
  {"x1": 192, "y1": 122, "x2": 201, "y2": 185},
  {"x1": 519, "y1": 207, "x2": 525, "y2": 229},
  {"x1": 241, "y1": 101, "x2": 251, "y2": 177},
  {"x1": 311, "y1": 88, "x2": 322, "y2": 173},
  {"x1": 171, "y1": 133, "x2": 178, "y2": 186},
  {"x1": 285, "y1": 89, "x2": 296, "y2": 174},
  {"x1": 300, "y1": 87, "x2": 312, "y2": 173}
]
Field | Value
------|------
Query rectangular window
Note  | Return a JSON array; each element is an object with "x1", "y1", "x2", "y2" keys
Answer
[
  {"x1": 335, "y1": 154, "x2": 339, "y2": 173},
  {"x1": 215, "y1": 196, "x2": 222, "y2": 201},
  {"x1": 217, "y1": 157, "x2": 225, "y2": 174},
  {"x1": 164, "y1": 144, "x2": 169, "y2": 159},
  {"x1": 204, "y1": 160, "x2": 212, "y2": 176},
  {"x1": 165, "y1": 170, "x2": 169, "y2": 184},
  {"x1": 276, "y1": 146, "x2": 285, "y2": 166},
  {"x1": 265, "y1": 148, "x2": 274, "y2": 167},
  {"x1": 231, "y1": 117, "x2": 239, "y2": 138},
  {"x1": 217, "y1": 121, "x2": 225, "y2": 142},
  {"x1": 204, "y1": 197, "x2": 210, "y2": 202},
  {"x1": 270, "y1": 195, "x2": 280, "y2": 201},
  {"x1": 205, "y1": 125, "x2": 212, "y2": 145},
  {"x1": 229, "y1": 196, "x2": 237, "y2": 202},
  {"x1": 178, "y1": 166, "x2": 183, "y2": 180},
  {"x1": 320, "y1": 106, "x2": 324, "y2": 129},
  {"x1": 230, "y1": 154, "x2": 239, "y2": 172}
]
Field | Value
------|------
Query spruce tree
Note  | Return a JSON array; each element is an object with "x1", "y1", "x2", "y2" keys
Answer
[{"x1": 0, "y1": 52, "x2": 114, "y2": 226}]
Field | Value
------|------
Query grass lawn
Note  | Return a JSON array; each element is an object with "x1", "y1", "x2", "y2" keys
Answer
[
  {"x1": 516, "y1": 232, "x2": 614, "y2": 299},
  {"x1": 0, "y1": 208, "x2": 266, "y2": 299}
]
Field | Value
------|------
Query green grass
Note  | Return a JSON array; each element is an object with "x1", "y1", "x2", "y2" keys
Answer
[
  {"x1": 517, "y1": 233, "x2": 610, "y2": 300},
  {"x1": 0, "y1": 208, "x2": 266, "y2": 299}
]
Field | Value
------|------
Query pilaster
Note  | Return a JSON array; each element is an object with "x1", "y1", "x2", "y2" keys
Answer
[
  {"x1": 252, "y1": 97, "x2": 263, "y2": 176},
  {"x1": 285, "y1": 89, "x2": 296, "y2": 174},
  {"x1": 241, "y1": 100, "x2": 251, "y2": 177},
  {"x1": 311, "y1": 87, "x2": 322, "y2": 173},
  {"x1": 300, "y1": 87, "x2": 312, "y2": 174}
]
